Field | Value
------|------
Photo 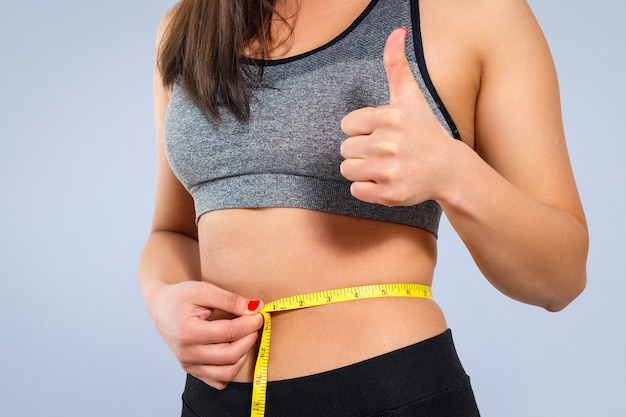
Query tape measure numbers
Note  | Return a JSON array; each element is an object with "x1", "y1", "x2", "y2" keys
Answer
[{"x1": 250, "y1": 283, "x2": 433, "y2": 417}]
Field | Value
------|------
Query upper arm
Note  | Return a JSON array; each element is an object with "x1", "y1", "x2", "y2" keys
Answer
[
  {"x1": 150, "y1": 6, "x2": 198, "y2": 240},
  {"x1": 473, "y1": 0, "x2": 586, "y2": 226}
]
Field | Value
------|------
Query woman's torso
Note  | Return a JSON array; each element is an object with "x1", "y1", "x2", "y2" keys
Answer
[{"x1": 194, "y1": 0, "x2": 480, "y2": 382}]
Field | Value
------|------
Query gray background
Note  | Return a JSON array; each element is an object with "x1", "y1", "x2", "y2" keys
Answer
[{"x1": 1, "y1": 0, "x2": 624, "y2": 416}]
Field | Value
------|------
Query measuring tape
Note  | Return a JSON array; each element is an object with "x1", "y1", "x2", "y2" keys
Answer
[{"x1": 250, "y1": 283, "x2": 432, "y2": 417}]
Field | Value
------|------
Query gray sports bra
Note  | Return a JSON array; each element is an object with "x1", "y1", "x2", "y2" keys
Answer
[{"x1": 164, "y1": 0, "x2": 460, "y2": 237}]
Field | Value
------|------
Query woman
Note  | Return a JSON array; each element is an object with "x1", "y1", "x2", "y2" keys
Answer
[{"x1": 139, "y1": 0, "x2": 588, "y2": 415}]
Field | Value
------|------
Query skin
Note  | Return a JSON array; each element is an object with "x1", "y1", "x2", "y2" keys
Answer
[{"x1": 139, "y1": 0, "x2": 588, "y2": 390}]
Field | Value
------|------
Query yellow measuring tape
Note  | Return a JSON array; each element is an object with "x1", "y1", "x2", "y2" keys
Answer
[{"x1": 250, "y1": 283, "x2": 432, "y2": 417}]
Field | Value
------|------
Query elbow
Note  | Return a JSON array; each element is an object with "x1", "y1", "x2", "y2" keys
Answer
[
  {"x1": 543, "y1": 228, "x2": 589, "y2": 312},
  {"x1": 542, "y1": 271, "x2": 587, "y2": 312}
]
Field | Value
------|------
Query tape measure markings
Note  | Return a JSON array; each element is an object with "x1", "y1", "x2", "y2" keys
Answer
[{"x1": 250, "y1": 283, "x2": 432, "y2": 417}]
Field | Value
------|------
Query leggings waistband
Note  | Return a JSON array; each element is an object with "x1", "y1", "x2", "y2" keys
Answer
[{"x1": 182, "y1": 329, "x2": 480, "y2": 417}]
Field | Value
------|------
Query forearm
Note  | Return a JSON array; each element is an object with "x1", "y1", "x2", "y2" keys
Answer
[
  {"x1": 439, "y1": 141, "x2": 588, "y2": 311},
  {"x1": 138, "y1": 230, "x2": 201, "y2": 316}
]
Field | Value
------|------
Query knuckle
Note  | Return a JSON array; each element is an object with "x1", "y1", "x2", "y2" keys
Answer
[
  {"x1": 223, "y1": 349, "x2": 242, "y2": 365},
  {"x1": 380, "y1": 187, "x2": 401, "y2": 207},
  {"x1": 178, "y1": 347, "x2": 200, "y2": 369},
  {"x1": 176, "y1": 324, "x2": 196, "y2": 346},
  {"x1": 211, "y1": 380, "x2": 229, "y2": 391},
  {"x1": 226, "y1": 292, "x2": 240, "y2": 313},
  {"x1": 376, "y1": 140, "x2": 399, "y2": 156},
  {"x1": 178, "y1": 351, "x2": 195, "y2": 367},
  {"x1": 379, "y1": 169, "x2": 393, "y2": 183},
  {"x1": 223, "y1": 318, "x2": 249, "y2": 344},
  {"x1": 223, "y1": 364, "x2": 241, "y2": 381},
  {"x1": 171, "y1": 345, "x2": 184, "y2": 361},
  {"x1": 378, "y1": 164, "x2": 400, "y2": 183},
  {"x1": 377, "y1": 107, "x2": 403, "y2": 127},
  {"x1": 226, "y1": 324, "x2": 239, "y2": 343},
  {"x1": 192, "y1": 280, "x2": 209, "y2": 299},
  {"x1": 212, "y1": 365, "x2": 239, "y2": 386},
  {"x1": 174, "y1": 338, "x2": 198, "y2": 361},
  {"x1": 199, "y1": 373, "x2": 229, "y2": 390}
]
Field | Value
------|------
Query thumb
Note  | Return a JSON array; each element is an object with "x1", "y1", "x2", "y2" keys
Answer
[
  {"x1": 193, "y1": 281, "x2": 263, "y2": 316},
  {"x1": 384, "y1": 27, "x2": 421, "y2": 104}
]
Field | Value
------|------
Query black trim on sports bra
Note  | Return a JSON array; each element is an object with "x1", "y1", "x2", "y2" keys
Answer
[
  {"x1": 252, "y1": 0, "x2": 380, "y2": 67},
  {"x1": 411, "y1": 0, "x2": 462, "y2": 140}
]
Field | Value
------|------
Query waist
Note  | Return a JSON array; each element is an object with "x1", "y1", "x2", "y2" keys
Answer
[
  {"x1": 241, "y1": 293, "x2": 446, "y2": 382},
  {"x1": 198, "y1": 208, "x2": 437, "y2": 296},
  {"x1": 197, "y1": 208, "x2": 446, "y2": 381}
]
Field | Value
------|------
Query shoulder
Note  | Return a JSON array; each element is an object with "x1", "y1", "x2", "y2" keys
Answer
[
  {"x1": 473, "y1": 0, "x2": 546, "y2": 53},
  {"x1": 421, "y1": 0, "x2": 544, "y2": 51},
  {"x1": 425, "y1": 0, "x2": 538, "y2": 23},
  {"x1": 156, "y1": 2, "x2": 182, "y2": 46},
  {"x1": 416, "y1": 0, "x2": 544, "y2": 145},
  {"x1": 419, "y1": 0, "x2": 564, "y2": 159},
  {"x1": 154, "y1": 2, "x2": 184, "y2": 89}
]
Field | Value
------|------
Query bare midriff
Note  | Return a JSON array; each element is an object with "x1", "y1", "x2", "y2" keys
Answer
[{"x1": 197, "y1": 207, "x2": 448, "y2": 382}]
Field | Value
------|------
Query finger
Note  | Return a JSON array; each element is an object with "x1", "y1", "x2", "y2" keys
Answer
[
  {"x1": 384, "y1": 27, "x2": 421, "y2": 104},
  {"x1": 340, "y1": 134, "x2": 370, "y2": 159},
  {"x1": 350, "y1": 181, "x2": 384, "y2": 205},
  {"x1": 341, "y1": 106, "x2": 378, "y2": 136},
  {"x1": 189, "y1": 314, "x2": 264, "y2": 345},
  {"x1": 351, "y1": 181, "x2": 403, "y2": 207},
  {"x1": 340, "y1": 158, "x2": 388, "y2": 183},
  {"x1": 340, "y1": 158, "x2": 367, "y2": 182},
  {"x1": 181, "y1": 331, "x2": 259, "y2": 367},
  {"x1": 189, "y1": 349, "x2": 254, "y2": 390},
  {"x1": 192, "y1": 281, "x2": 263, "y2": 316}
]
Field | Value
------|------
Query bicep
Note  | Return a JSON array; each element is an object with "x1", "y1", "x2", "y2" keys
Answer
[{"x1": 474, "y1": 0, "x2": 585, "y2": 225}]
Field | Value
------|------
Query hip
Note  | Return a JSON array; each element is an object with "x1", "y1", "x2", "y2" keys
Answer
[{"x1": 182, "y1": 329, "x2": 480, "y2": 417}]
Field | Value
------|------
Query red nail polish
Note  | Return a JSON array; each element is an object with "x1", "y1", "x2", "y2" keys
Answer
[
  {"x1": 247, "y1": 300, "x2": 261, "y2": 311},
  {"x1": 400, "y1": 26, "x2": 408, "y2": 42}
]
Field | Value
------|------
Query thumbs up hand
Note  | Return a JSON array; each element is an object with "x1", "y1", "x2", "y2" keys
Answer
[{"x1": 340, "y1": 27, "x2": 455, "y2": 207}]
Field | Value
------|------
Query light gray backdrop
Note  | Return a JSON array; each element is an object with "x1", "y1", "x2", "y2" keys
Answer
[{"x1": 1, "y1": 1, "x2": 624, "y2": 416}]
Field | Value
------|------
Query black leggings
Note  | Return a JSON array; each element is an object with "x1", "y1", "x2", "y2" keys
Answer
[{"x1": 181, "y1": 329, "x2": 480, "y2": 417}]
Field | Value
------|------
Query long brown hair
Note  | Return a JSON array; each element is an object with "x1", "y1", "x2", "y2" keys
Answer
[{"x1": 158, "y1": 0, "x2": 291, "y2": 122}]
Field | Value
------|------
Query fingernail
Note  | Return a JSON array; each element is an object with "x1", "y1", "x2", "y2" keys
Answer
[
  {"x1": 247, "y1": 300, "x2": 261, "y2": 311},
  {"x1": 400, "y1": 26, "x2": 408, "y2": 43}
]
